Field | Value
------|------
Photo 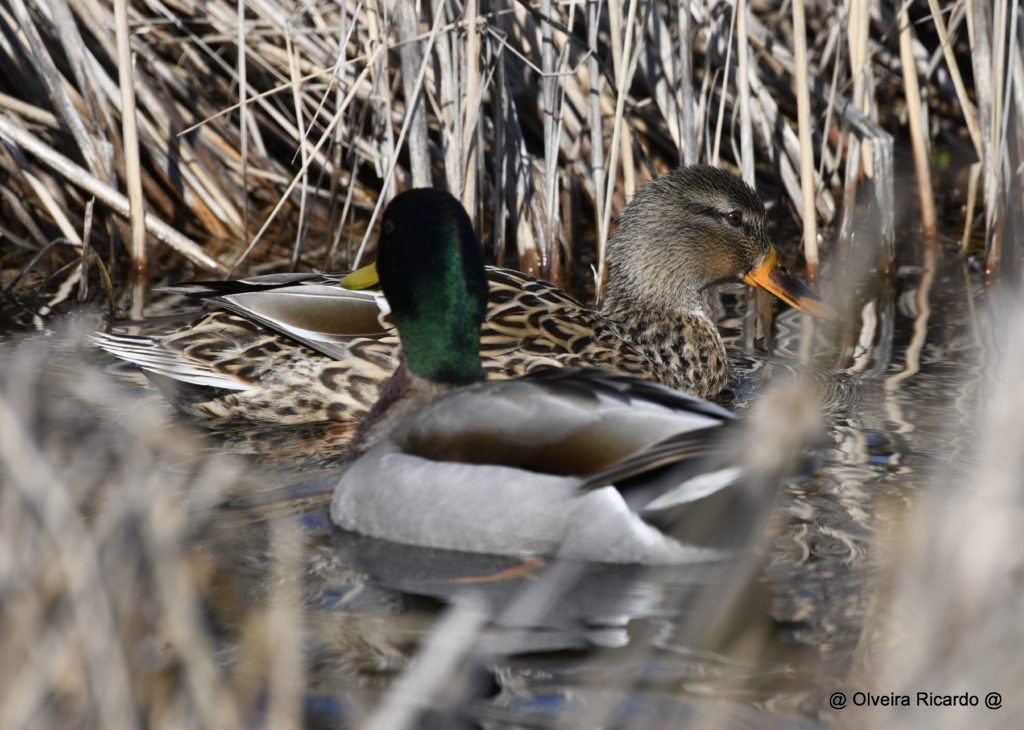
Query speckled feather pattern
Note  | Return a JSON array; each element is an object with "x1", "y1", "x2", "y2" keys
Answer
[
  {"x1": 120, "y1": 263, "x2": 722, "y2": 424},
  {"x1": 96, "y1": 166, "x2": 783, "y2": 423},
  {"x1": 147, "y1": 311, "x2": 395, "y2": 422}
]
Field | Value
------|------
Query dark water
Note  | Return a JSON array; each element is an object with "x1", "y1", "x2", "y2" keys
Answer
[{"x1": 1, "y1": 240, "x2": 988, "y2": 728}]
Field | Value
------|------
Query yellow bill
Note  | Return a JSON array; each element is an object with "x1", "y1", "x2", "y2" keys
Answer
[
  {"x1": 341, "y1": 262, "x2": 380, "y2": 290},
  {"x1": 742, "y1": 247, "x2": 838, "y2": 320}
]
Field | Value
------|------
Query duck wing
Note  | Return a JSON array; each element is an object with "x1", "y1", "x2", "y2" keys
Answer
[
  {"x1": 158, "y1": 274, "x2": 390, "y2": 359},
  {"x1": 158, "y1": 272, "x2": 334, "y2": 297},
  {"x1": 394, "y1": 368, "x2": 733, "y2": 477}
]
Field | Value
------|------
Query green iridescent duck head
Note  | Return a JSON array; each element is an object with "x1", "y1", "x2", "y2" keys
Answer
[{"x1": 376, "y1": 189, "x2": 488, "y2": 385}]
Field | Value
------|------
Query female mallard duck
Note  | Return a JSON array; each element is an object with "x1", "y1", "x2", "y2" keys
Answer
[
  {"x1": 93, "y1": 166, "x2": 834, "y2": 424},
  {"x1": 332, "y1": 188, "x2": 768, "y2": 563}
]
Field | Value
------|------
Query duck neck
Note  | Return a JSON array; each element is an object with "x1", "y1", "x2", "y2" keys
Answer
[
  {"x1": 347, "y1": 358, "x2": 460, "y2": 460},
  {"x1": 600, "y1": 288, "x2": 727, "y2": 397}
]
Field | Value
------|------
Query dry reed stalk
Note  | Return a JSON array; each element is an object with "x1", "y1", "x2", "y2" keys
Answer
[
  {"x1": 596, "y1": 0, "x2": 641, "y2": 303},
  {"x1": 816, "y1": 22, "x2": 843, "y2": 187},
  {"x1": 462, "y1": 0, "x2": 481, "y2": 220},
  {"x1": 733, "y1": 0, "x2": 766, "y2": 350},
  {"x1": 837, "y1": 0, "x2": 870, "y2": 256},
  {"x1": 744, "y1": 13, "x2": 839, "y2": 218},
  {"x1": 285, "y1": 25, "x2": 310, "y2": 269},
  {"x1": 18, "y1": 164, "x2": 83, "y2": 246},
  {"x1": 693, "y1": 6, "x2": 715, "y2": 161},
  {"x1": 0, "y1": 91, "x2": 58, "y2": 127},
  {"x1": 614, "y1": 3, "x2": 640, "y2": 202},
  {"x1": 371, "y1": 0, "x2": 398, "y2": 199},
  {"x1": 8, "y1": 0, "x2": 109, "y2": 181},
  {"x1": 898, "y1": 3, "x2": 939, "y2": 250},
  {"x1": 750, "y1": 7, "x2": 893, "y2": 263},
  {"x1": 541, "y1": 0, "x2": 559, "y2": 280},
  {"x1": 710, "y1": 7, "x2": 735, "y2": 167},
  {"x1": 247, "y1": 56, "x2": 379, "y2": 265},
  {"x1": 77, "y1": 198, "x2": 95, "y2": 303},
  {"x1": 434, "y1": 0, "x2": 460, "y2": 197},
  {"x1": 396, "y1": 0, "x2": 431, "y2": 188},
  {"x1": 984, "y1": 0, "x2": 1019, "y2": 281},
  {"x1": 967, "y1": 0, "x2": 999, "y2": 278},
  {"x1": 926, "y1": 0, "x2": 983, "y2": 157},
  {"x1": 792, "y1": 0, "x2": 819, "y2": 285},
  {"x1": 0, "y1": 114, "x2": 228, "y2": 273},
  {"x1": 677, "y1": 1, "x2": 698, "y2": 165},
  {"x1": 642, "y1": 4, "x2": 675, "y2": 158},
  {"x1": 735, "y1": 0, "x2": 753, "y2": 184},
  {"x1": 113, "y1": 0, "x2": 148, "y2": 318},
  {"x1": 586, "y1": 0, "x2": 606, "y2": 277}
]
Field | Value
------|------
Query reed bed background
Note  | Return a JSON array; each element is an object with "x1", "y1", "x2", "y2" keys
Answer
[
  {"x1": 0, "y1": 0, "x2": 1019, "y2": 325},
  {"x1": 1, "y1": 0, "x2": 1023, "y2": 728}
]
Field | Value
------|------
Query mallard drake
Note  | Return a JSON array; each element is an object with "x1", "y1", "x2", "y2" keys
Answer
[
  {"x1": 93, "y1": 166, "x2": 834, "y2": 424},
  {"x1": 332, "y1": 188, "x2": 770, "y2": 564}
]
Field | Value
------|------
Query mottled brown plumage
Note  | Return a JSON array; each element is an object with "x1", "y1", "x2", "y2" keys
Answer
[{"x1": 93, "y1": 166, "x2": 832, "y2": 423}]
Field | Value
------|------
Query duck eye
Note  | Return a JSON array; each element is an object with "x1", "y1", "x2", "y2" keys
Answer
[
  {"x1": 726, "y1": 210, "x2": 743, "y2": 227},
  {"x1": 382, "y1": 219, "x2": 395, "y2": 235}
]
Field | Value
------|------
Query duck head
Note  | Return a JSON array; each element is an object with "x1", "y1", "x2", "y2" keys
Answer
[
  {"x1": 376, "y1": 189, "x2": 488, "y2": 385},
  {"x1": 604, "y1": 166, "x2": 836, "y2": 319}
]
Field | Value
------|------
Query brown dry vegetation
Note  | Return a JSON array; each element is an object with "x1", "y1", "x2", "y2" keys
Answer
[
  {"x1": 0, "y1": 0, "x2": 1019, "y2": 327},
  {"x1": 1, "y1": 1, "x2": 1023, "y2": 728}
]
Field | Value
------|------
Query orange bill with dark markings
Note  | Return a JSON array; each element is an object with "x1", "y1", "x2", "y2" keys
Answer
[{"x1": 742, "y1": 247, "x2": 838, "y2": 320}]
